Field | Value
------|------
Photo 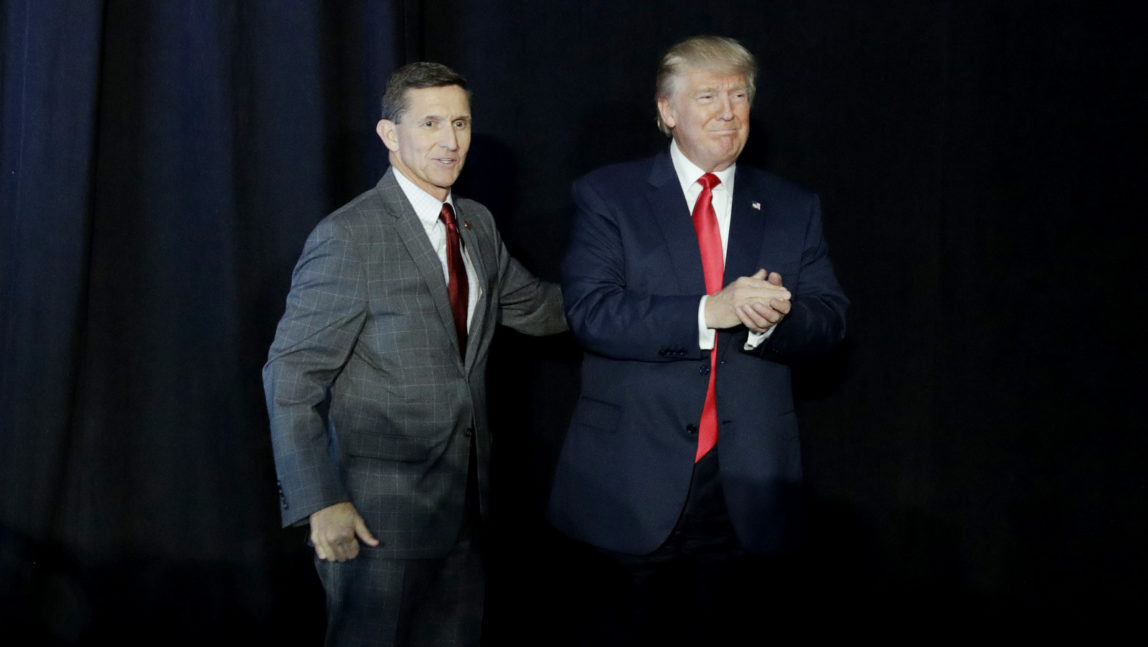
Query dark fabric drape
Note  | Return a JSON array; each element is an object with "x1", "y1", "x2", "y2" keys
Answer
[
  {"x1": 2, "y1": 0, "x2": 409, "y2": 641},
  {"x1": 2, "y1": 0, "x2": 1144, "y2": 643},
  {"x1": 2, "y1": 2, "x2": 110, "y2": 638}
]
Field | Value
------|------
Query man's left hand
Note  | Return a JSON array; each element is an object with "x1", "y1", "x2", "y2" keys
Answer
[{"x1": 736, "y1": 271, "x2": 791, "y2": 333}]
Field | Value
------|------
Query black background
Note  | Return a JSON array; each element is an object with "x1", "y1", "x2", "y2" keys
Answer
[{"x1": 2, "y1": 1, "x2": 1144, "y2": 643}]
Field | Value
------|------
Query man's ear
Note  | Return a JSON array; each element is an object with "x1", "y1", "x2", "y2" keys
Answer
[
  {"x1": 377, "y1": 119, "x2": 399, "y2": 152},
  {"x1": 656, "y1": 98, "x2": 676, "y2": 130}
]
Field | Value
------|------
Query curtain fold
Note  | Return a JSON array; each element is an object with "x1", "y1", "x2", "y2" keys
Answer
[{"x1": 2, "y1": 1, "x2": 407, "y2": 639}]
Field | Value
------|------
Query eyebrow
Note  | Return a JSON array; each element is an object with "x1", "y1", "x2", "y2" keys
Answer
[
  {"x1": 418, "y1": 114, "x2": 471, "y2": 122},
  {"x1": 695, "y1": 84, "x2": 746, "y2": 93}
]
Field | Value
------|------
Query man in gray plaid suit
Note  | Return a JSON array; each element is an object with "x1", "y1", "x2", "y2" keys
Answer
[{"x1": 263, "y1": 62, "x2": 566, "y2": 646}]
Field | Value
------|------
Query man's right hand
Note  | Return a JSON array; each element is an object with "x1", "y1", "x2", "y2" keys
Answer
[
  {"x1": 705, "y1": 269, "x2": 791, "y2": 331},
  {"x1": 310, "y1": 501, "x2": 380, "y2": 562}
]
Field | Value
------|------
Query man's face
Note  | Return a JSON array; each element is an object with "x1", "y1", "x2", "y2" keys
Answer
[
  {"x1": 377, "y1": 85, "x2": 471, "y2": 201},
  {"x1": 657, "y1": 66, "x2": 750, "y2": 172}
]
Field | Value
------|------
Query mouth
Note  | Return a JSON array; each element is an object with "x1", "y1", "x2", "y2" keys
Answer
[{"x1": 433, "y1": 158, "x2": 459, "y2": 166}]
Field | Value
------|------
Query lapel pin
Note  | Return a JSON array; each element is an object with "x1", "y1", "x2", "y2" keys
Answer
[
  {"x1": 751, "y1": 201, "x2": 762, "y2": 211},
  {"x1": 464, "y1": 221, "x2": 471, "y2": 229}
]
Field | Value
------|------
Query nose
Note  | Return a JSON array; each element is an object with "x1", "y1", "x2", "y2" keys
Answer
[
  {"x1": 716, "y1": 94, "x2": 734, "y2": 119},
  {"x1": 440, "y1": 126, "x2": 459, "y2": 151}
]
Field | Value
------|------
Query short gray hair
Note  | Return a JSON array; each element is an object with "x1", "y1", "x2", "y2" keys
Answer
[
  {"x1": 381, "y1": 62, "x2": 469, "y2": 123},
  {"x1": 654, "y1": 36, "x2": 757, "y2": 135}
]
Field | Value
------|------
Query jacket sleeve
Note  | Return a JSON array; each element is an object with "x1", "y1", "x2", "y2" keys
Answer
[
  {"x1": 747, "y1": 194, "x2": 848, "y2": 362},
  {"x1": 493, "y1": 228, "x2": 568, "y2": 337},
  {"x1": 560, "y1": 176, "x2": 704, "y2": 362},
  {"x1": 262, "y1": 218, "x2": 363, "y2": 527}
]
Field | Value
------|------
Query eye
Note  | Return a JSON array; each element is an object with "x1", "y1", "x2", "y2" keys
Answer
[
  {"x1": 422, "y1": 120, "x2": 434, "y2": 127},
  {"x1": 697, "y1": 94, "x2": 713, "y2": 102},
  {"x1": 453, "y1": 119, "x2": 468, "y2": 129}
]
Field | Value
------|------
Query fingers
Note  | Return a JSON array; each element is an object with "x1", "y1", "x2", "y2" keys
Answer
[
  {"x1": 736, "y1": 303, "x2": 772, "y2": 332},
  {"x1": 738, "y1": 300, "x2": 789, "y2": 333},
  {"x1": 312, "y1": 526, "x2": 358, "y2": 562},
  {"x1": 707, "y1": 272, "x2": 791, "y2": 330},
  {"x1": 354, "y1": 515, "x2": 381, "y2": 547},
  {"x1": 343, "y1": 537, "x2": 361, "y2": 561},
  {"x1": 730, "y1": 278, "x2": 790, "y2": 307},
  {"x1": 310, "y1": 502, "x2": 377, "y2": 562},
  {"x1": 732, "y1": 274, "x2": 789, "y2": 298},
  {"x1": 748, "y1": 268, "x2": 783, "y2": 286},
  {"x1": 770, "y1": 297, "x2": 791, "y2": 316}
]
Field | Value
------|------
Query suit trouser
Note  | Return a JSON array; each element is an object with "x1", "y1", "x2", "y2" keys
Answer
[
  {"x1": 315, "y1": 439, "x2": 484, "y2": 647},
  {"x1": 314, "y1": 520, "x2": 483, "y2": 647},
  {"x1": 569, "y1": 449, "x2": 793, "y2": 647}
]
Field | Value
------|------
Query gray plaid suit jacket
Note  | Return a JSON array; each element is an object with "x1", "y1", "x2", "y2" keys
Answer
[{"x1": 263, "y1": 168, "x2": 565, "y2": 559}]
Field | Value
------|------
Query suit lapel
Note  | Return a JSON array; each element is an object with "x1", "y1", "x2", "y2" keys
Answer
[
  {"x1": 724, "y1": 166, "x2": 768, "y2": 286},
  {"x1": 646, "y1": 152, "x2": 707, "y2": 295},
  {"x1": 375, "y1": 170, "x2": 464, "y2": 361},
  {"x1": 720, "y1": 167, "x2": 770, "y2": 362}
]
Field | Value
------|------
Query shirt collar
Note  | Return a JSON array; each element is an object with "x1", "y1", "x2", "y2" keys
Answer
[
  {"x1": 669, "y1": 139, "x2": 736, "y2": 195},
  {"x1": 391, "y1": 166, "x2": 455, "y2": 228}
]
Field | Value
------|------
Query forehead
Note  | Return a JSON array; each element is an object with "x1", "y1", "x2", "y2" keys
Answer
[
  {"x1": 675, "y1": 65, "x2": 747, "y2": 93},
  {"x1": 403, "y1": 84, "x2": 471, "y2": 117}
]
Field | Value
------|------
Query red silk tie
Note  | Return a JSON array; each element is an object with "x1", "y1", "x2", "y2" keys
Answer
[
  {"x1": 692, "y1": 173, "x2": 723, "y2": 461},
  {"x1": 440, "y1": 203, "x2": 468, "y2": 359}
]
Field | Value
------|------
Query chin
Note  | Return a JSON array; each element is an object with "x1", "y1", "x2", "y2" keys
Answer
[{"x1": 432, "y1": 173, "x2": 459, "y2": 187}]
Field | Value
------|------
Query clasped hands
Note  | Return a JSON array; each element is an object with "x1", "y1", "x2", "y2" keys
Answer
[{"x1": 705, "y1": 269, "x2": 791, "y2": 333}]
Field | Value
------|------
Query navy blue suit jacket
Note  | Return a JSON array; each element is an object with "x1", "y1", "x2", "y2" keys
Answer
[{"x1": 548, "y1": 150, "x2": 848, "y2": 555}]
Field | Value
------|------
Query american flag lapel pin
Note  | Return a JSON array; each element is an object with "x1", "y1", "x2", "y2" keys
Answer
[
  {"x1": 464, "y1": 221, "x2": 471, "y2": 229},
  {"x1": 751, "y1": 201, "x2": 762, "y2": 211}
]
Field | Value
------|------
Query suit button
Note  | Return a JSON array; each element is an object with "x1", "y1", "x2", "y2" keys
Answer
[
  {"x1": 686, "y1": 424, "x2": 697, "y2": 434},
  {"x1": 464, "y1": 427, "x2": 474, "y2": 437},
  {"x1": 699, "y1": 364, "x2": 710, "y2": 376}
]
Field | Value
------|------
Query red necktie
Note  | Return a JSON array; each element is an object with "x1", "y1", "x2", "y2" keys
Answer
[
  {"x1": 692, "y1": 173, "x2": 723, "y2": 461},
  {"x1": 440, "y1": 203, "x2": 468, "y2": 359}
]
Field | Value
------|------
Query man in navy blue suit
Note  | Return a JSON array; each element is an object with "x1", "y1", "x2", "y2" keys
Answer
[{"x1": 549, "y1": 35, "x2": 848, "y2": 643}]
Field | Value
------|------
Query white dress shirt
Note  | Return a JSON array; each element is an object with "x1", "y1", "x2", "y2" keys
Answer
[
  {"x1": 668, "y1": 141, "x2": 770, "y2": 350},
  {"x1": 392, "y1": 169, "x2": 481, "y2": 329}
]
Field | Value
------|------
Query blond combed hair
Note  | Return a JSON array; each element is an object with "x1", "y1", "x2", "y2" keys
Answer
[{"x1": 654, "y1": 36, "x2": 758, "y2": 135}]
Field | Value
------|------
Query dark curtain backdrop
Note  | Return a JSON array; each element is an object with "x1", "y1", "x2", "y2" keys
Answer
[{"x1": 2, "y1": 0, "x2": 1144, "y2": 643}]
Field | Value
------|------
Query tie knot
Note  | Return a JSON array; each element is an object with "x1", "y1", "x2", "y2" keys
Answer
[
  {"x1": 439, "y1": 202, "x2": 457, "y2": 229},
  {"x1": 697, "y1": 173, "x2": 720, "y2": 192}
]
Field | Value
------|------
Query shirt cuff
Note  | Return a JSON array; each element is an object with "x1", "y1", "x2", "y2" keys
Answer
[
  {"x1": 697, "y1": 296, "x2": 715, "y2": 350},
  {"x1": 744, "y1": 327, "x2": 774, "y2": 350}
]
